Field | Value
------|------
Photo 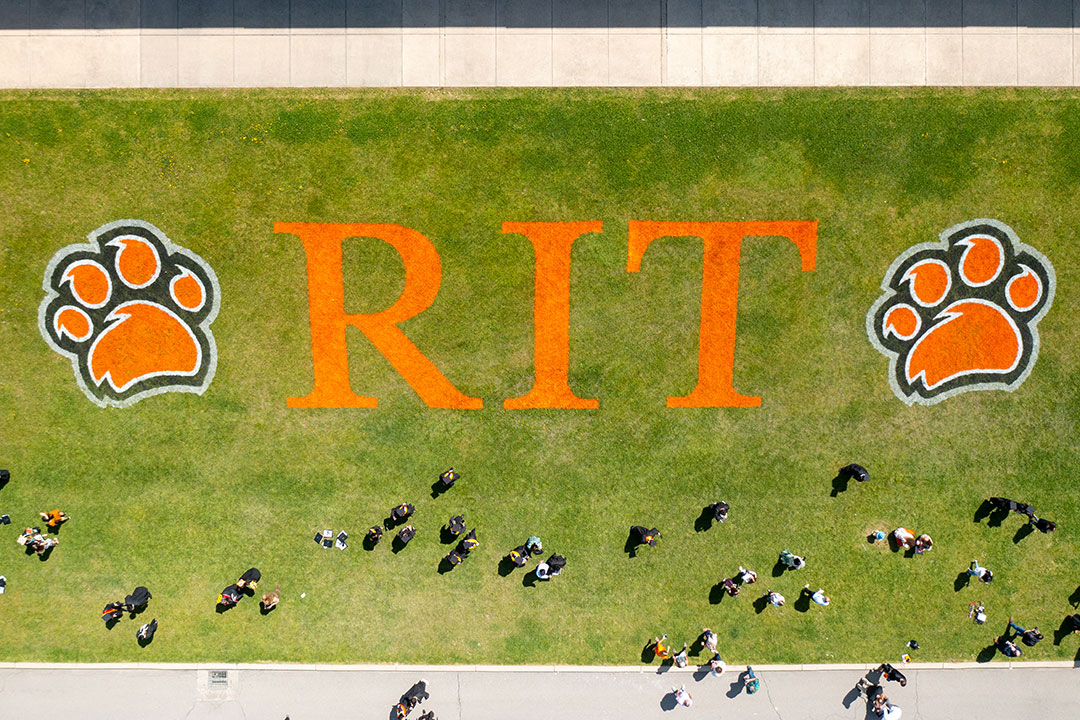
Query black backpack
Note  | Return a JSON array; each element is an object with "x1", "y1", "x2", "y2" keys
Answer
[{"x1": 1022, "y1": 629, "x2": 1043, "y2": 646}]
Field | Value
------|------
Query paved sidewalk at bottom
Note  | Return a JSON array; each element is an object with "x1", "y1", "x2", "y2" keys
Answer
[{"x1": 1, "y1": 663, "x2": 1077, "y2": 719}]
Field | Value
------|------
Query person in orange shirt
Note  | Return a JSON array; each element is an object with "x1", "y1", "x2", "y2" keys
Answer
[{"x1": 39, "y1": 509, "x2": 69, "y2": 529}]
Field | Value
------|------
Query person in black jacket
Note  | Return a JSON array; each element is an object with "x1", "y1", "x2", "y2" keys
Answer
[
  {"x1": 236, "y1": 568, "x2": 261, "y2": 591},
  {"x1": 446, "y1": 515, "x2": 466, "y2": 537},
  {"x1": 218, "y1": 584, "x2": 242, "y2": 607},
  {"x1": 101, "y1": 601, "x2": 124, "y2": 623},
  {"x1": 123, "y1": 586, "x2": 152, "y2": 613},
  {"x1": 630, "y1": 525, "x2": 660, "y2": 547},
  {"x1": 137, "y1": 618, "x2": 158, "y2": 643},
  {"x1": 707, "y1": 501, "x2": 729, "y2": 523},
  {"x1": 840, "y1": 463, "x2": 870, "y2": 483},
  {"x1": 390, "y1": 503, "x2": 415, "y2": 523},
  {"x1": 458, "y1": 529, "x2": 478, "y2": 554}
]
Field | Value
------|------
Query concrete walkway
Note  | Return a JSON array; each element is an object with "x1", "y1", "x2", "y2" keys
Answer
[
  {"x1": 1, "y1": 662, "x2": 1077, "y2": 719},
  {"x1": 1, "y1": 0, "x2": 1079, "y2": 88}
]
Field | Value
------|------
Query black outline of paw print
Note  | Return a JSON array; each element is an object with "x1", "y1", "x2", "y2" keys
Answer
[
  {"x1": 38, "y1": 220, "x2": 221, "y2": 408},
  {"x1": 867, "y1": 219, "x2": 1055, "y2": 406}
]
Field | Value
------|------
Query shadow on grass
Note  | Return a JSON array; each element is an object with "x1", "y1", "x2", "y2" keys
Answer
[
  {"x1": 709, "y1": 582, "x2": 727, "y2": 605},
  {"x1": 976, "y1": 644, "x2": 997, "y2": 663},
  {"x1": 793, "y1": 589, "x2": 811, "y2": 613},
  {"x1": 624, "y1": 532, "x2": 640, "y2": 558},
  {"x1": 362, "y1": 535, "x2": 380, "y2": 551},
  {"x1": 440, "y1": 526, "x2": 459, "y2": 545},
  {"x1": 694, "y1": 507, "x2": 714, "y2": 533},
  {"x1": 104, "y1": 618, "x2": 120, "y2": 630},
  {"x1": 641, "y1": 640, "x2": 657, "y2": 664},
  {"x1": 1053, "y1": 616, "x2": 1074, "y2": 646},
  {"x1": 954, "y1": 571, "x2": 970, "y2": 592},
  {"x1": 522, "y1": 569, "x2": 538, "y2": 588},
  {"x1": 753, "y1": 595, "x2": 769, "y2": 614},
  {"x1": 1069, "y1": 585, "x2": 1080, "y2": 608},
  {"x1": 437, "y1": 556, "x2": 456, "y2": 574},
  {"x1": 830, "y1": 473, "x2": 849, "y2": 497},
  {"x1": 430, "y1": 479, "x2": 448, "y2": 499},
  {"x1": 391, "y1": 536, "x2": 410, "y2": 554},
  {"x1": 259, "y1": 603, "x2": 276, "y2": 616},
  {"x1": 770, "y1": 560, "x2": 786, "y2": 578},
  {"x1": 1013, "y1": 523, "x2": 1034, "y2": 544},
  {"x1": 215, "y1": 603, "x2": 234, "y2": 614},
  {"x1": 497, "y1": 557, "x2": 518, "y2": 577}
]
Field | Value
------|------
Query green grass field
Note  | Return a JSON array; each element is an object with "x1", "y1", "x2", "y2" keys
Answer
[{"x1": 0, "y1": 88, "x2": 1078, "y2": 665}]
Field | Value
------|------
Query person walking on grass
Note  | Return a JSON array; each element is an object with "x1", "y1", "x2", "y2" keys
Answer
[
  {"x1": 39, "y1": 509, "x2": 69, "y2": 529},
  {"x1": 702, "y1": 627, "x2": 718, "y2": 655},
  {"x1": 1008, "y1": 617, "x2": 1043, "y2": 647},
  {"x1": 803, "y1": 584, "x2": 830, "y2": 606},
  {"x1": 652, "y1": 634, "x2": 672, "y2": 660},
  {"x1": 765, "y1": 590, "x2": 785, "y2": 607},
  {"x1": 967, "y1": 560, "x2": 993, "y2": 583},
  {"x1": 673, "y1": 642, "x2": 689, "y2": 668}
]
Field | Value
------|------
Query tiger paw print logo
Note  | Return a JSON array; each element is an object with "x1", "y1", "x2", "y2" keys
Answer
[
  {"x1": 39, "y1": 220, "x2": 221, "y2": 408},
  {"x1": 867, "y1": 219, "x2": 1055, "y2": 406}
]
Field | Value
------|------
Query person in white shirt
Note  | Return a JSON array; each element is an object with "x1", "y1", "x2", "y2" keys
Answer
[
  {"x1": 673, "y1": 684, "x2": 692, "y2": 707},
  {"x1": 535, "y1": 561, "x2": 551, "y2": 580}
]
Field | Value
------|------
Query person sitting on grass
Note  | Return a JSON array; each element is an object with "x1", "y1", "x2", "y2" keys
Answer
[
  {"x1": 738, "y1": 566, "x2": 758, "y2": 585},
  {"x1": 764, "y1": 590, "x2": 785, "y2": 607},
  {"x1": 535, "y1": 559, "x2": 551, "y2": 580},
  {"x1": 390, "y1": 502, "x2": 415, "y2": 523},
  {"x1": 366, "y1": 525, "x2": 384, "y2": 545},
  {"x1": 236, "y1": 568, "x2": 261, "y2": 591},
  {"x1": 546, "y1": 554, "x2": 566, "y2": 575},
  {"x1": 630, "y1": 525, "x2": 661, "y2": 548},
  {"x1": 914, "y1": 534, "x2": 933, "y2": 554},
  {"x1": 722, "y1": 578, "x2": 739, "y2": 597},
  {"x1": 892, "y1": 527, "x2": 916, "y2": 550},
  {"x1": 39, "y1": 509, "x2": 69, "y2": 529},
  {"x1": 438, "y1": 468, "x2": 459, "y2": 490},
  {"x1": 261, "y1": 583, "x2": 281, "y2": 611},
  {"x1": 457, "y1": 529, "x2": 478, "y2": 554},
  {"x1": 508, "y1": 545, "x2": 529, "y2": 568},
  {"x1": 968, "y1": 560, "x2": 993, "y2": 583},
  {"x1": 396, "y1": 525, "x2": 416, "y2": 546},
  {"x1": 994, "y1": 634, "x2": 1022, "y2": 657},
  {"x1": 525, "y1": 536, "x2": 543, "y2": 556},
  {"x1": 217, "y1": 584, "x2": 242, "y2": 608},
  {"x1": 101, "y1": 601, "x2": 124, "y2": 623},
  {"x1": 137, "y1": 618, "x2": 158, "y2": 642},
  {"x1": 446, "y1": 515, "x2": 466, "y2": 537},
  {"x1": 708, "y1": 501, "x2": 730, "y2": 523},
  {"x1": 445, "y1": 548, "x2": 465, "y2": 566},
  {"x1": 840, "y1": 463, "x2": 870, "y2": 483},
  {"x1": 779, "y1": 549, "x2": 805, "y2": 570},
  {"x1": 123, "y1": 586, "x2": 152, "y2": 613},
  {"x1": 1031, "y1": 516, "x2": 1057, "y2": 533}
]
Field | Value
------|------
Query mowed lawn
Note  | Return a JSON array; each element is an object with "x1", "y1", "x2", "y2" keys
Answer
[{"x1": 0, "y1": 89, "x2": 1078, "y2": 665}]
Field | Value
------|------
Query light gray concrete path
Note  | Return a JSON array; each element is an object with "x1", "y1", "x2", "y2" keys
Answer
[
  {"x1": 1, "y1": 0, "x2": 1079, "y2": 88},
  {"x1": 1, "y1": 662, "x2": 1078, "y2": 719}
]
